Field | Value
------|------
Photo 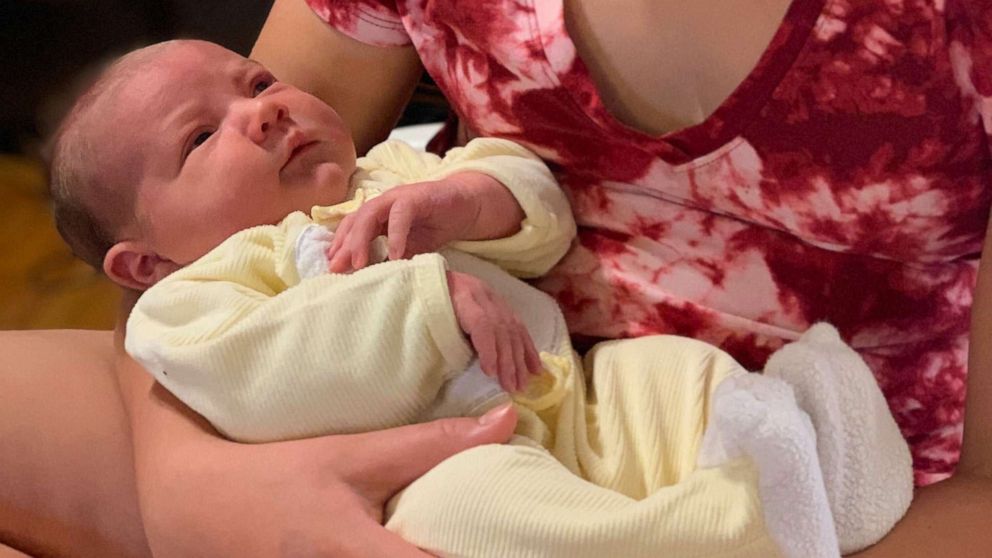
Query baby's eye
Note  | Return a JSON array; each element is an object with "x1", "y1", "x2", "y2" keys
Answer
[
  {"x1": 183, "y1": 130, "x2": 213, "y2": 161},
  {"x1": 192, "y1": 131, "x2": 213, "y2": 148},
  {"x1": 253, "y1": 76, "x2": 275, "y2": 97}
]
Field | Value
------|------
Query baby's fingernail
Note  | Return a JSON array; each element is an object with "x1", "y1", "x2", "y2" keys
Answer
[{"x1": 479, "y1": 403, "x2": 512, "y2": 425}]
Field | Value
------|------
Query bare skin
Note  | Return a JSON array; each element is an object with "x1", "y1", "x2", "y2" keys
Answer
[
  {"x1": 564, "y1": 0, "x2": 793, "y2": 135},
  {"x1": 0, "y1": 545, "x2": 31, "y2": 558},
  {"x1": 0, "y1": 330, "x2": 148, "y2": 558}
]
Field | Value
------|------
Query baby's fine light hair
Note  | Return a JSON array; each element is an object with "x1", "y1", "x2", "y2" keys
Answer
[{"x1": 49, "y1": 42, "x2": 176, "y2": 271}]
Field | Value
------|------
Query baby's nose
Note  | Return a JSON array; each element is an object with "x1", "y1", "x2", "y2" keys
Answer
[{"x1": 244, "y1": 98, "x2": 289, "y2": 144}]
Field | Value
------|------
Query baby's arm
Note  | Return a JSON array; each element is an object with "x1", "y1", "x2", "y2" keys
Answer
[
  {"x1": 327, "y1": 170, "x2": 523, "y2": 271},
  {"x1": 125, "y1": 225, "x2": 474, "y2": 443},
  {"x1": 329, "y1": 138, "x2": 577, "y2": 277},
  {"x1": 446, "y1": 270, "x2": 542, "y2": 392}
]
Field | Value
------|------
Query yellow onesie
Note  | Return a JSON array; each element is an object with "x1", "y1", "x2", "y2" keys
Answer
[{"x1": 127, "y1": 138, "x2": 911, "y2": 557}]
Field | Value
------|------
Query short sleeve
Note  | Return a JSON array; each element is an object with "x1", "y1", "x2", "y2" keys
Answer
[
  {"x1": 949, "y1": 0, "x2": 992, "y2": 137},
  {"x1": 305, "y1": 0, "x2": 411, "y2": 47}
]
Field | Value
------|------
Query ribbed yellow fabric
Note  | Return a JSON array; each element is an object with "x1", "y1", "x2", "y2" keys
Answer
[
  {"x1": 126, "y1": 138, "x2": 778, "y2": 556},
  {"x1": 346, "y1": 138, "x2": 577, "y2": 278},
  {"x1": 127, "y1": 236, "x2": 474, "y2": 441},
  {"x1": 388, "y1": 337, "x2": 780, "y2": 557}
]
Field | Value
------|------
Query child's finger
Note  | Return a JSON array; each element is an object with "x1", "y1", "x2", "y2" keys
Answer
[
  {"x1": 523, "y1": 333, "x2": 542, "y2": 374},
  {"x1": 510, "y1": 332, "x2": 530, "y2": 391},
  {"x1": 386, "y1": 200, "x2": 416, "y2": 260},
  {"x1": 328, "y1": 215, "x2": 352, "y2": 253},
  {"x1": 329, "y1": 246, "x2": 355, "y2": 273},
  {"x1": 495, "y1": 327, "x2": 517, "y2": 392},
  {"x1": 473, "y1": 327, "x2": 499, "y2": 380},
  {"x1": 344, "y1": 209, "x2": 387, "y2": 270},
  {"x1": 329, "y1": 214, "x2": 366, "y2": 272},
  {"x1": 329, "y1": 247, "x2": 353, "y2": 273},
  {"x1": 326, "y1": 215, "x2": 356, "y2": 270},
  {"x1": 351, "y1": 243, "x2": 370, "y2": 270}
]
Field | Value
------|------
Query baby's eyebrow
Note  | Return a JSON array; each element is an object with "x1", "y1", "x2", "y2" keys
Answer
[
  {"x1": 228, "y1": 59, "x2": 268, "y2": 89},
  {"x1": 242, "y1": 59, "x2": 267, "y2": 73}
]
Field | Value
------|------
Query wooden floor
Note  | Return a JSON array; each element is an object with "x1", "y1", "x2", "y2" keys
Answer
[{"x1": 0, "y1": 155, "x2": 119, "y2": 330}]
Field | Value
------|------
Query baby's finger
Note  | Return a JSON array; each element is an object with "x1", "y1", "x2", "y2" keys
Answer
[
  {"x1": 473, "y1": 327, "x2": 499, "y2": 380},
  {"x1": 329, "y1": 246, "x2": 354, "y2": 273},
  {"x1": 495, "y1": 327, "x2": 517, "y2": 392},
  {"x1": 387, "y1": 200, "x2": 416, "y2": 260},
  {"x1": 510, "y1": 331, "x2": 530, "y2": 392},
  {"x1": 345, "y1": 210, "x2": 387, "y2": 270},
  {"x1": 329, "y1": 215, "x2": 365, "y2": 272},
  {"x1": 326, "y1": 215, "x2": 356, "y2": 270},
  {"x1": 329, "y1": 246, "x2": 358, "y2": 273},
  {"x1": 351, "y1": 243, "x2": 370, "y2": 270},
  {"x1": 522, "y1": 332, "x2": 542, "y2": 374}
]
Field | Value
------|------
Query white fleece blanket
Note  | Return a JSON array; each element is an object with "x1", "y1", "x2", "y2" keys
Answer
[{"x1": 698, "y1": 323, "x2": 913, "y2": 558}]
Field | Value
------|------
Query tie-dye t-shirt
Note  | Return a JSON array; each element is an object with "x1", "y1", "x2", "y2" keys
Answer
[{"x1": 307, "y1": 0, "x2": 992, "y2": 485}]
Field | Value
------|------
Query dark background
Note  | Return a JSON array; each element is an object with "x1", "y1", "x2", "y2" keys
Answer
[{"x1": 0, "y1": 0, "x2": 447, "y2": 158}]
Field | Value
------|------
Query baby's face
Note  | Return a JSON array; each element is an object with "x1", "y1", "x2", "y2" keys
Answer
[{"x1": 104, "y1": 41, "x2": 356, "y2": 264}]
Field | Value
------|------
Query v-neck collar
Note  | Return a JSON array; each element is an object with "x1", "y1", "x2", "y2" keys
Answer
[{"x1": 530, "y1": 0, "x2": 829, "y2": 165}]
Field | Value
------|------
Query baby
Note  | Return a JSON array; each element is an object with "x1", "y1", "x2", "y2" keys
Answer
[{"x1": 51, "y1": 40, "x2": 912, "y2": 558}]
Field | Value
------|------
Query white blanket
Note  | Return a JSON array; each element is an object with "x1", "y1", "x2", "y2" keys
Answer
[{"x1": 698, "y1": 323, "x2": 913, "y2": 557}]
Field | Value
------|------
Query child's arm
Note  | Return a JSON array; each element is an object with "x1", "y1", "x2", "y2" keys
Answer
[
  {"x1": 327, "y1": 170, "x2": 524, "y2": 270},
  {"x1": 446, "y1": 270, "x2": 542, "y2": 393},
  {"x1": 328, "y1": 138, "x2": 577, "y2": 277},
  {"x1": 125, "y1": 224, "x2": 474, "y2": 443}
]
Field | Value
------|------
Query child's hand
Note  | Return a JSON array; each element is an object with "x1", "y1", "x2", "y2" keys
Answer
[
  {"x1": 446, "y1": 271, "x2": 542, "y2": 392},
  {"x1": 326, "y1": 172, "x2": 523, "y2": 272},
  {"x1": 326, "y1": 179, "x2": 477, "y2": 272}
]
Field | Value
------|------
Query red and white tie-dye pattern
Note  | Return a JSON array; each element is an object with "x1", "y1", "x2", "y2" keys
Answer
[
  {"x1": 304, "y1": 0, "x2": 408, "y2": 47},
  {"x1": 310, "y1": 0, "x2": 992, "y2": 485}
]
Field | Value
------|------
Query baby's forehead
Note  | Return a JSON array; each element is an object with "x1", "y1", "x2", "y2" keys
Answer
[
  {"x1": 111, "y1": 41, "x2": 250, "y2": 126},
  {"x1": 128, "y1": 41, "x2": 242, "y2": 89}
]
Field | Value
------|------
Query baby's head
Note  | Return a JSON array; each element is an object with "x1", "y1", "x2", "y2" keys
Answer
[{"x1": 50, "y1": 40, "x2": 357, "y2": 290}]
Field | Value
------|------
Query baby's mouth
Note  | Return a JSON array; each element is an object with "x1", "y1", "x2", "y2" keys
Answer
[{"x1": 282, "y1": 135, "x2": 319, "y2": 170}]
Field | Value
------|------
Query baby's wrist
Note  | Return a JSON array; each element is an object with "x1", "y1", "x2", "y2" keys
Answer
[{"x1": 443, "y1": 172, "x2": 523, "y2": 241}]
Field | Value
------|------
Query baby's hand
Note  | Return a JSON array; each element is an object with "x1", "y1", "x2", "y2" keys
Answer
[
  {"x1": 326, "y1": 178, "x2": 482, "y2": 273},
  {"x1": 446, "y1": 271, "x2": 542, "y2": 392}
]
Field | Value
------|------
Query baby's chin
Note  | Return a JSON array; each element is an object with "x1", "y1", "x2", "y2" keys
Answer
[{"x1": 308, "y1": 162, "x2": 353, "y2": 206}]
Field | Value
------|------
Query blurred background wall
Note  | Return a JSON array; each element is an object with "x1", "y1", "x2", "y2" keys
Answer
[{"x1": 0, "y1": 0, "x2": 446, "y2": 330}]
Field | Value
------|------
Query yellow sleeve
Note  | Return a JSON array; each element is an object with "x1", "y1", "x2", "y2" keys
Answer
[
  {"x1": 359, "y1": 138, "x2": 577, "y2": 277},
  {"x1": 125, "y1": 222, "x2": 472, "y2": 443}
]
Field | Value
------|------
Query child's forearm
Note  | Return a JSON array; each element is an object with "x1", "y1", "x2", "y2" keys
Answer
[
  {"x1": 435, "y1": 140, "x2": 576, "y2": 278},
  {"x1": 443, "y1": 171, "x2": 525, "y2": 241}
]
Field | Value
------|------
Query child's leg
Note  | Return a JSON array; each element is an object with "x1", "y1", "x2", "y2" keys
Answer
[
  {"x1": 385, "y1": 335, "x2": 781, "y2": 557},
  {"x1": 560, "y1": 335, "x2": 750, "y2": 495},
  {"x1": 581, "y1": 336, "x2": 838, "y2": 558},
  {"x1": 385, "y1": 440, "x2": 780, "y2": 558},
  {"x1": 763, "y1": 323, "x2": 913, "y2": 554}
]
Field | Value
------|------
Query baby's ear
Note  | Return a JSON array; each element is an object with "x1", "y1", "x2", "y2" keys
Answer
[{"x1": 104, "y1": 241, "x2": 180, "y2": 291}]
